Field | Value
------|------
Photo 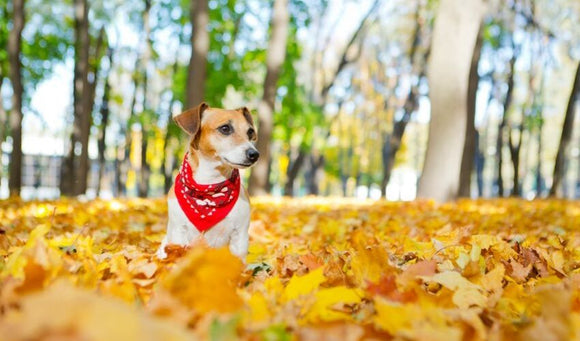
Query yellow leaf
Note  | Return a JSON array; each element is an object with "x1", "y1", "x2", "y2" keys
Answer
[
  {"x1": 281, "y1": 268, "x2": 325, "y2": 303},
  {"x1": 481, "y1": 264, "x2": 505, "y2": 293},
  {"x1": 304, "y1": 286, "x2": 363, "y2": 322},
  {"x1": 374, "y1": 298, "x2": 461, "y2": 340},
  {"x1": 350, "y1": 230, "x2": 391, "y2": 285},
  {"x1": 470, "y1": 234, "x2": 499, "y2": 249},
  {"x1": 160, "y1": 246, "x2": 243, "y2": 314},
  {"x1": 422, "y1": 271, "x2": 487, "y2": 309},
  {"x1": 0, "y1": 281, "x2": 193, "y2": 340},
  {"x1": 245, "y1": 292, "x2": 270, "y2": 323}
]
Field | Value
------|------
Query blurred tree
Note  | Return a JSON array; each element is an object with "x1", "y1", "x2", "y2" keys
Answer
[
  {"x1": 380, "y1": 3, "x2": 428, "y2": 197},
  {"x1": 550, "y1": 61, "x2": 580, "y2": 196},
  {"x1": 137, "y1": 0, "x2": 153, "y2": 198},
  {"x1": 0, "y1": 1, "x2": 6, "y2": 183},
  {"x1": 60, "y1": 0, "x2": 89, "y2": 196},
  {"x1": 284, "y1": 0, "x2": 379, "y2": 196},
  {"x1": 458, "y1": 26, "x2": 483, "y2": 198},
  {"x1": 96, "y1": 47, "x2": 113, "y2": 197},
  {"x1": 1, "y1": 0, "x2": 70, "y2": 196},
  {"x1": 248, "y1": 0, "x2": 290, "y2": 196},
  {"x1": 7, "y1": 0, "x2": 25, "y2": 197},
  {"x1": 60, "y1": 0, "x2": 107, "y2": 196},
  {"x1": 495, "y1": 40, "x2": 517, "y2": 197},
  {"x1": 418, "y1": 0, "x2": 485, "y2": 202},
  {"x1": 186, "y1": 0, "x2": 209, "y2": 108}
]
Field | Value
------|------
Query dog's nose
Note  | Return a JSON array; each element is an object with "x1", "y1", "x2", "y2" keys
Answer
[{"x1": 246, "y1": 148, "x2": 260, "y2": 162}]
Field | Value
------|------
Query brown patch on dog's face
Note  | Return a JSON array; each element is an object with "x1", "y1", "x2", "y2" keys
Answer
[{"x1": 190, "y1": 107, "x2": 259, "y2": 168}]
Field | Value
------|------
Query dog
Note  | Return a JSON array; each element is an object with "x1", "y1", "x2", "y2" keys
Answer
[{"x1": 156, "y1": 102, "x2": 259, "y2": 261}]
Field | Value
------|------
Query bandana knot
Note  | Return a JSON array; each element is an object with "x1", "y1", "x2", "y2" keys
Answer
[{"x1": 174, "y1": 153, "x2": 240, "y2": 232}]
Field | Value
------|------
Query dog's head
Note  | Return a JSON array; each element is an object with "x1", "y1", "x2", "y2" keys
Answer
[{"x1": 174, "y1": 102, "x2": 260, "y2": 168}]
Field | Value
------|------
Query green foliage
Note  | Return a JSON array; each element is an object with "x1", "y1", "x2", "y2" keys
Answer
[
  {"x1": 205, "y1": 0, "x2": 266, "y2": 105},
  {"x1": 0, "y1": 0, "x2": 8, "y2": 74},
  {"x1": 0, "y1": 0, "x2": 72, "y2": 104},
  {"x1": 275, "y1": 23, "x2": 323, "y2": 150}
]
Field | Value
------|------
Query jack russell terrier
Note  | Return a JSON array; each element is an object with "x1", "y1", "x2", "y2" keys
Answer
[{"x1": 156, "y1": 102, "x2": 259, "y2": 260}]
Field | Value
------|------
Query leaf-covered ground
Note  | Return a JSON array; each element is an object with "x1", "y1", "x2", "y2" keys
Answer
[{"x1": 0, "y1": 197, "x2": 579, "y2": 340}]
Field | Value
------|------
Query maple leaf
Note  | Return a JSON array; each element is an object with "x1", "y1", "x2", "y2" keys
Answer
[
  {"x1": 0, "y1": 281, "x2": 194, "y2": 341},
  {"x1": 281, "y1": 267, "x2": 326, "y2": 302},
  {"x1": 159, "y1": 246, "x2": 243, "y2": 314}
]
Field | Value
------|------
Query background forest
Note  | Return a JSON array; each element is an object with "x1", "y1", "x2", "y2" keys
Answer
[{"x1": 0, "y1": 0, "x2": 579, "y2": 201}]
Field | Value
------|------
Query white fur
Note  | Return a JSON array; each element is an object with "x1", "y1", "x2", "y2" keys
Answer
[{"x1": 156, "y1": 156, "x2": 251, "y2": 261}]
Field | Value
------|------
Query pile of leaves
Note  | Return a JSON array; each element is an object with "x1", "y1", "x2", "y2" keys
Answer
[{"x1": 0, "y1": 197, "x2": 579, "y2": 340}]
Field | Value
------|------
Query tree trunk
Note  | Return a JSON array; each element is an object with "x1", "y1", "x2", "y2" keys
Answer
[
  {"x1": 96, "y1": 48, "x2": 113, "y2": 197},
  {"x1": 74, "y1": 0, "x2": 92, "y2": 196},
  {"x1": 114, "y1": 143, "x2": 123, "y2": 197},
  {"x1": 550, "y1": 61, "x2": 580, "y2": 196},
  {"x1": 137, "y1": 0, "x2": 153, "y2": 198},
  {"x1": 495, "y1": 50, "x2": 517, "y2": 197},
  {"x1": 380, "y1": 6, "x2": 424, "y2": 198},
  {"x1": 77, "y1": 27, "x2": 105, "y2": 195},
  {"x1": 185, "y1": 0, "x2": 209, "y2": 108},
  {"x1": 248, "y1": 0, "x2": 289, "y2": 196},
  {"x1": 61, "y1": 0, "x2": 90, "y2": 196},
  {"x1": 162, "y1": 59, "x2": 180, "y2": 193},
  {"x1": 305, "y1": 154, "x2": 324, "y2": 196},
  {"x1": 475, "y1": 131, "x2": 485, "y2": 196},
  {"x1": 138, "y1": 137, "x2": 150, "y2": 197},
  {"x1": 7, "y1": 0, "x2": 25, "y2": 197},
  {"x1": 535, "y1": 121, "x2": 543, "y2": 197},
  {"x1": 380, "y1": 133, "x2": 391, "y2": 197},
  {"x1": 0, "y1": 75, "x2": 6, "y2": 183},
  {"x1": 120, "y1": 77, "x2": 140, "y2": 196},
  {"x1": 508, "y1": 124, "x2": 523, "y2": 196},
  {"x1": 458, "y1": 26, "x2": 483, "y2": 198},
  {"x1": 284, "y1": 149, "x2": 306, "y2": 196},
  {"x1": 417, "y1": 0, "x2": 484, "y2": 202}
]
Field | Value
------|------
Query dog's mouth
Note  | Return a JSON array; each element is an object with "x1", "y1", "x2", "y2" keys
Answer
[{"x1": 223, "y1": 158, "x2": 254, "y2": 168}]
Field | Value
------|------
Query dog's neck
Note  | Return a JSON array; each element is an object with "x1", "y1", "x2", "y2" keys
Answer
[{"x1": 187, "y1": 149, "x2": 233, "y2": 185}]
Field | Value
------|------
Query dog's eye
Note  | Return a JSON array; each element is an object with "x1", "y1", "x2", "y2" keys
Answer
[
  {"x1": 218, "y1": 124, "x2": 233, "y2": 135},
  {"x1": 247, "y1": 128, "x2": 255, "y2": 140}
]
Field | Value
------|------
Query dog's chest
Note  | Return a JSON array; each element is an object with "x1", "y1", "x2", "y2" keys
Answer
[{"x1": 166, "y1": 190, "x2": 250, "y2": 247}]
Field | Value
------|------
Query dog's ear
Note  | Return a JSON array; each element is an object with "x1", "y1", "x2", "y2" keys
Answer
[
  {"x1": 174, "y1": 102, "x2": 208, "y2": 146},
  {"x1": 237, "y1": 107, "x2": 255, "y2": 127}
]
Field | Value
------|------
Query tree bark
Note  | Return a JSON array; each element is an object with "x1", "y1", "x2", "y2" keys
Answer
[
  {"x1": 508, "y1": 123, "x2": 523, "y2": 196},
  {"x1": 7, "y1": 0, "x2": 25, "y2": 197},
  {"x1": 74, "y1": 0, "x2": 91, "y2": 196},
  {"x1": 284, "y1": 149, "x2": 306, "y2": 196},
  {"x1": 162, "y1": 60, "x2": 180, "y2": 193},
  {"x1": 248, "y1": 0, "x2": 289, "y2": 196},
  {"x1": 185, "y1": 0, "x2": 209, "y2": 108},
  {"x1": 0, "y1": 74, "x2": 6, "y2": 182},
  {"x1": 77, "y1": 27, "x2": 105, "y2": 195},
  {"x1": 550, "y1": 61, "x2": 580, "y2": 197},
  {"x1": 495, "y1": 50, "x2": 517, "y2": 197},
  {"x1": 417, "y1": 0, "x2": 484, "y2": 202},
  {"x1": 61, "y1": 0, "x2": 90, "y2": 196},
  {"x1": 96, "y1": 48, "x2": 113, "y2": 197},
  {"x1": 458, "y1": 26, "x2": 483, "y2": 197},
  {"x1": 137, "y1": 0, "x2": 153, "y2": 198},
  {"x1": 535, "y1": 121, "x2": 543, "y2": 197}
]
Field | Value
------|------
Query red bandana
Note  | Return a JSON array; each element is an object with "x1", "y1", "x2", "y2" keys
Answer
[{"x1": 174, "y1": 153, "x2": 241, "y2": 232}]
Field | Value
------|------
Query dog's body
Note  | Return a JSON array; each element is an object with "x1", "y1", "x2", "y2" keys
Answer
[{"x1": 157, "y1": 103, "x2": 259, "y2": 260}]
